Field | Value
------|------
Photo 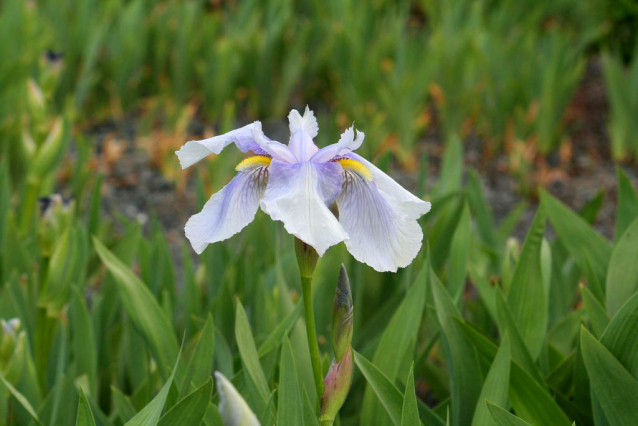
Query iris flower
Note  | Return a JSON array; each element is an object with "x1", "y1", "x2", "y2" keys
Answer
[{"x1": 176, "y1": 107, "x2": 431, "y2": 272}]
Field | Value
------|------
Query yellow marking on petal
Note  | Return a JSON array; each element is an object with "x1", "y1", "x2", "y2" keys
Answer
[
  {"x1": 235, "y1": 155, "x2": 272, "y2": 171},
  {"x1": 336, "y1": 159, "x2": 373, "y2": 181}
]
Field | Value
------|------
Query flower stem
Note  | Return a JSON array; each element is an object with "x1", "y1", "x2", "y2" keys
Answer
[{"x1": 301, "y1": 274, "x2": 324, "y2": 404}]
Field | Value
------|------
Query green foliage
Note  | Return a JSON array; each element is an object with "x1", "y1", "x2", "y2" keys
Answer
[{"x1": 0, "y1": 0, "x2": 638, "y2": 425}]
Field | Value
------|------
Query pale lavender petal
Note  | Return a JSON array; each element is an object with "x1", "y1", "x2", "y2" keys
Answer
[
  {"x1": 337, "y1": 169, "x2": 424, "y2": 272},
  {"x1": 185, "y1": 163, "x2": 268, "y2": 254},
  {"x1": 175, "y1": 122, "x2": 265, "y2": 169},
  {"x1": 288, "y1": 130, "x2": 319, "y2": 162},
  {"x1": 260, "y1": 160, "x2": 347, "y2": 256},
  {"x1": 251, "y1": 121, "x2": 297, "y2": 163},
  {"x1": 288, "y1": 106, "x2": 319, "y2": 138},
  {"x1": 310, "y1": 125, "x2": 364, "y2": 163},
  {"x1": 349, "y1": 153, "x2": 431, "y2": 219}
]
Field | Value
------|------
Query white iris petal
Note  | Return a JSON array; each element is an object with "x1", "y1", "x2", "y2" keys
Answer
[
  {"x1": 185, "y1": 161, "x2": 268, "y2": 254},
  {"x1": 260, "y1": 160, "x2": 347, "y2": 256},
  {"x1": 337, "y1": 165, "x2": 423, "y2": 272}
]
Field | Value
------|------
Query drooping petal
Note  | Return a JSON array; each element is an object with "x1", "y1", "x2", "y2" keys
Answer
[
  {"x1": 184, "y1": 158, "x2": 270, "y2": 254},
  {"x1": 215, "y1": 372, "x2": 260, "y2": 426},
  {"x1": 349, "y1": 153, "x2": 431, "y2": 219},
  {"x1": 288, "y1": 105, "x2": 319, "y2": 138},
  {"x1": 175, "y1": 123, "x2": 266, "y2": 169},
  {"x1": 310, "y1": 125, "x2": 365, "y2": 163},
  {"x1": 251, "y1": 121, "x2": 297, "y2": 163},
  {"x1": 336, "y1": 163, "x2": 424, "y2": 272},
  {"x1": 260, "y1": 160, "x2": 347, "y2": 256}
]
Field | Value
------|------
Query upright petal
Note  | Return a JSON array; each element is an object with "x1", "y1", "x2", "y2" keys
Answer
[
  {"x1": 251, "y1": 122, "x2": 297, "y2": 163},
  {"x1": 289, "y1": 105, "x2": 319, "y2": 138},
  {"x1": 288, "y1": 130, "x2": 319, "y2": 162},
  {"x1": 349, "y1": 153, "x2": 431, "y2": 219},
  {"x1": 336, "y1": 164, "x2": 424, "y2": 272},
  {"x1": 215, "y1": 372, "x2": 260, "y2": 426},
  {"x1": 310, "y1": 126, "x2": 365, "y2": 163},
  {"x1": 184, "y1": 159, "x2": 269, "y2": 254},
  {"x1": 260, "y1": 160, "x2": 347, "y2": 256},
  {"x1": 175, "y1": 123, "x2": 265, "y2": 169}
]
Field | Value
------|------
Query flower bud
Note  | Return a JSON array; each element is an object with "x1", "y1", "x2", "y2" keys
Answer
[
  {"x1": 332, "y1": 265, "x2": 353, "y2": 362},
  {"x1": 1, "y1": 319, "x2": 25, "y2": 382},
  {"x1": 215, "y1": 371, "x2": 260, "y2": 426},
  {"x1": 30, "y1": 118, "x2": 69, "y2": 180},
  {"x1": 295, "y1": 237, "x2": 319, "y2": 279},
  {"x1": 320, "y1": 346, "x2": 353, "y2": 424}
]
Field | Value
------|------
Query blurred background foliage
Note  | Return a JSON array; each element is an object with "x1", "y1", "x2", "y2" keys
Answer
[{"x1": 2, "y1": 0, "x2": 638, "y2": 425}]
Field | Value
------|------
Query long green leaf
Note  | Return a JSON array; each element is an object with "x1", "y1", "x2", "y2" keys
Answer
[
  {"x1": 180, "y1": 315, "x2": 215, "y2": 394},
  {"x1": 581, "y1": 327, "x2": 638, "y2": 425},
  {"x1": 486, "y1": 402, "x2": 531, "y2": 426},
  {"x1": 124, "y1": 349, "x2": 182, "y2": 426},
  {"x1": 541, "y1": 191, "x2": 612, "y2": 286},
  {"x1": 159, "y1": 378, "x2": 212, "y2": 426},
  {"x1": 401, "y1": 364, "x2": 419, "y2": 426},
  {"x1": 431, "y1": 267, "x2": 482, "y2": 426},
  {"x1": 471, "y1": 335, "x2": 511, "y2": 426},
  {"x1": 615, "y1": 167, "x2": 638, "y2": 241},
  {"x1": 277, "y1": 335, "x2": 303, "y2": 426},
  {"x1": 354, "y1": 351, "x2": 403, "y2": 426},
  {"x1": 235, "y1": 300, "x2": 270, "y2": 404},
  {"x1": 75, "y1": 388, "x2": 96, "y2": 426},
  {"x1": 93, "y1": 237, "x2": 180, "y2": 381},
  {"x1": 361, "y1": 265, "x2": 426, "y2": 425},
  {"x1": 506, "y1": 207, "x2": 547, "y2": 359},
  {"x1": 580, "y1": 284, "x2": 609, "y2": 337},
  {"x1": 0, "y1": 373, "x2": 42, "y2": 425},
  {"x1": 606, "y1": 217, "x2": 638, "y2": 316}
]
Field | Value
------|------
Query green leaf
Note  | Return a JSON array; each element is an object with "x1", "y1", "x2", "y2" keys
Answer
[
  {"x1": 616, "y1": 167, "x2": 638, "y2": 241},
  {"x1": 93, "y1": 237, "x2": 180, "y2": 381},
  {"x1": 401, "y1": 363, "x2": 419, "y2": 426},
  {"x1": 125, "y1": 349, "x2": 182, "y2": 426},
  {"x1": 235, "y1": 300, "x2": 270, "y2": 404},
  {"x1": 180, "y1": 315, "x2": 215, "y2": 394},
  {"x1": 361, "y1": 265, "x2": 426, "y2": 425},
  {"x1": 506, "y1": 207, "x2": 547, "y2": 359},
  {"x1": 471, "y1": 335, "x2": 511, "y2": 426},
  {"x1": 75, "y1": 387, "x2": 96, "y2": 426},
  {"x1": 259, "y1": 390, "x2": 277, "y2": 426},
  {"x1": 541, "y1": 191, "x2": 612, "y2": 286},
  {"x1": 354, "y1": 351, "x2": 403, "y2": 426},
  {"x1": 431, "y1": 267, "x2": 482, "y2": 426},
  {"x1": 495, "y1": 291, "x2": 544, "y2": 384},
  {"x1": 467, "y1": 169, "x2": 497, "y2": 248},
  {"x1": 70, "y1": 290, "x2": 97, "y2": 396},
  {"x1": 580, "y1": 284, "x2": 609, "y2": 337},
  {"x1": 0, "y1": 373, "x2": 42, "y2": 425},
  {"x1": 599, "y1": 290, "x2": 638, "y2": 378},
  {"x1": 448, "y1": 203, "x2": 471, "y2": 300},
  {"x1": 486, "y1": 402, "x2": 531, "y2": 426},
  {"x1": 581, "y1": 326, "x2": 638, "y2": 425},
  {"x1": 606, "y1": 217, "x2": 638, "y2": 316},
  {"x1": 112, "y1": 387, "x2": 138, "y2": 423},
  {"x1": 257, "y1": 302, "x2": 302, "y2": 357},
  {"x1": 509, "y1": 359, "x2": 571, "y2": 426},
  {"x1": 277, "y1": 335, "x2": 303, "y2": 426},
  {"x1": 159, "y1": 378, "x2": 212, "y2": 426},
  {"x1": 457, "y1": 319, "x2": 570, "y2": 426}
]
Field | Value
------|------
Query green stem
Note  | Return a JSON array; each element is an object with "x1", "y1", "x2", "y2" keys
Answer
[
  {"x1": 301, "y1": 275, "x2": 324, "y2": 404},
  {"x1": 320, "y1": 420, "x2": 334, "y2": 426}
]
